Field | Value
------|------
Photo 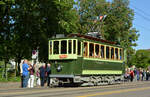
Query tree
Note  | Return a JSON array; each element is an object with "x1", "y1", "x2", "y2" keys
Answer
[
  {"x1": 129, "y1": 50, "x2": 150, "y2": 68},
  {"x1": 78, "y1": 0, "x2": 112, "y2": 35},
  {"x1": 9, "y1": 0, "x2": 79, "y2": 64},
  {"x1": 37, "y1": 0, "x2": 80, "y2": 62},
  {"x1": 0, "y1": 0, "x2": 15, "y2": 79},
  {"x1": 78, "y1": 0, "x2": 139, "y2": 66}
]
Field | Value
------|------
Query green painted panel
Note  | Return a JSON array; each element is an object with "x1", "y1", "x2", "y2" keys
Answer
[
  {"x1": 84, "y1": 57, "x2": 123, "y2": 63},
  {"x1": 50, "y1": 57, "x2": 83, "y2": 75},
  {"x1": 82, "y1": 60, "x2": 124, "y2": 71},
  {"x1": 50, "y1": 57, "x2": 124, "y2": 75},
  {"x1": 51, "y1": 60, "x2": 75, "y2": 75},
  {"x1": 82, "y1": 70, "x2": 122, "y2": 74}
]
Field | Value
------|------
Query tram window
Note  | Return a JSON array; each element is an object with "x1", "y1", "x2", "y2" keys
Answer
[
  {"x1": 111, "y1": 48, "x2": 114, "y2": 59},
  {"x1": 115, "y1": 48, "x2": 119, "y2": 59},
  {"x1": 68, "y1": 40, "x2": 72, "y2": 54},
  {"x1": 49, "y1": 41, "x2": 52, "y2": 55},
  {"x1": 73, "y1": 40, "x2": 76, "y2": 54},
  {"x1": 106, "y1": 46, "x2": 110, "y2": 59},
  {"x1": 53, "y1": 41, "x2": 59, "y2": 54},
  {"x1": 120, "y1": 49, "x2": 123, "y2": 60},
  {"x1": 101, "y1": 45, "x2": 104, "y2": 58},
  {"x1": 84, "y1": 42, "x2": 88, "y2": 56},
  {"x1": 61, "y1": 40, "x2": 67, "y2": 54},
  {"x1": 89, "y1": 43, "x2": 94, "y2": 57},
  {"x1": 78, "y1": 41, "x2": 81, "y2": 55},
  {"x1": 95, "y1": 44, "x2": 99, "y2": 57}
]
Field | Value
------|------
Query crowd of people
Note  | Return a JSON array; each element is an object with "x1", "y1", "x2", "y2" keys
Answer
[
  {"x1": 124, "y1": 66, "x2": 150, "y2": 82},
  {"x1": 20, "y1": 59, "x2": 51, "y2": 88}
]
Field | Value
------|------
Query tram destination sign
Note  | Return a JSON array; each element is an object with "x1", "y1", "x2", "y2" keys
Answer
[{"x1": 59, "y1": 55, "x2": 68, "y2": 59}]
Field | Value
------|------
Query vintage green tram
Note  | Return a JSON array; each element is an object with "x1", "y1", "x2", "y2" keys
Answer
[{"x1": 49, "y1": 34, "x2": 126, "y2": 86}]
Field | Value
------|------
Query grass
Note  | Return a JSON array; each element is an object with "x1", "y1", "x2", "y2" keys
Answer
[
  {"x1": 0, "y1": 67, "x2": 21, "y2": 82},
  {"x1": 0, "y1": 60, "x2": 21, "y2": 82},
  {"x1": 0, "y1": 76, "x2": 21, "y2": 82},
  {"x1": 0, "y1": 61, "x2": 4, "y2": 68}
]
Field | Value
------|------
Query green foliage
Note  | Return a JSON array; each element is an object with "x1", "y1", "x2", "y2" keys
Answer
[
  {"x1": 36, "y1": 0, "x2": 80, "y2": 62},
  {"x1": 129, "y1": 50, "x2": 150, "y2": 68},
  {"x1": 0, "y1": 76, "x2": 21, "y2": 82},
  {"x1": 0, "y1": 63, "x2": 20, "y2": 82},
  {"x1": 78, "y1": 0, "x2": 139, "y2": 66},
  {"x1": 0, "y1": 1, "x2": 5, "y2": 5},
  {"x1": 0, "y1": 0, "x2": 80, "y2": 77},
  {"x1": 79, "y1": 0, "x2": 107, "y2": 33}
]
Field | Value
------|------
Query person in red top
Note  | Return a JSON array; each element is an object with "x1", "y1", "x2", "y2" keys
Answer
[
  {"x1": 130, "y1": 69, "x2": 134, "y2": 82},
  {"x1": 28, "y1": 62, "x2": 35, "y2": 88}
]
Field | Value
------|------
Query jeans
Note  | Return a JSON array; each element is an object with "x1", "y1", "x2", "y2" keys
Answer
[
  {"x1": 23, "y1": 75, "x2": 29, "y2": 88},
  {"x1": 40, "y1": 76, "x2": 45, "y2": 87},
  {"x1": 47, "y1": 76, "x2": 50, "y2": 86}
]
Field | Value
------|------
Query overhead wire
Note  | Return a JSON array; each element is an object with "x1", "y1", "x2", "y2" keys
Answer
[
  {"x1": 130, "y1": 3, "x2": 150, "y2": 17},
  {"x1": 129, "y1": 2, "x2": 150, "y2": 30},
  {"x1": 134, "y1": 24, "x2": 150, "y2": 32}
]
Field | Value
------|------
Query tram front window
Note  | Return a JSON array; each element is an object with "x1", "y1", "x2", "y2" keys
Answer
[
  {"x1": 68, "y1": 40, "x2": 72, "y2": 54},
  {"x1": 73, "y1": 40, "x2": 76, "y2": 54},
  {"x1": 50, "y1": 41, "x2": 52, "y2": 55},
  {"x1": 61, "y1": 40, "x2": 67, "y2": 54},
  {"x1": 51, "y1": 40, "x2": 77, "y2": 55},
  {"x1": 54, "y1": 41, "x2": 59, "y2": 54}
]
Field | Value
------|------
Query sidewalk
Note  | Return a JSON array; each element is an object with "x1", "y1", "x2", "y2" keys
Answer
[
  {"x1": 0, "y1": 82, "x2": 21, "y2": 89},
  {"x1": 0, "y1": 82, "x2": 47, "y2": 89}
]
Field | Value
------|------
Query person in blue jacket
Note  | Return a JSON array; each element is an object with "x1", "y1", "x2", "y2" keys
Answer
[{"x1": 22, "y1": 59, "x2": 31, "y2": 88}]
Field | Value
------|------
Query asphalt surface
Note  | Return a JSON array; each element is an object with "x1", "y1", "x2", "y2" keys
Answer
[{"x1": 1, "y1": 81, "x2": 150, "y2": 97}]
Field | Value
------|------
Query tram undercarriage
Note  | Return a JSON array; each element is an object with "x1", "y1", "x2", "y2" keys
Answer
[{"x1": 50, "y1": 75, "x2": 123, "y2": 87}]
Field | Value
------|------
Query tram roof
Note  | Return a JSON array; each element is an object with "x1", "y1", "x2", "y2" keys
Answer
[{"x1": 68, "y1": 33, "x2": 116, "y2": 45}]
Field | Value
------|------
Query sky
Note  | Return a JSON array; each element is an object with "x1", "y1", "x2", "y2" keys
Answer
[
  {"x1": 106, "y1": 0, "x2": 150, "y2": 50},
  {"x1": 129, "y1": 0, "x2": 150, "y2": 50}
]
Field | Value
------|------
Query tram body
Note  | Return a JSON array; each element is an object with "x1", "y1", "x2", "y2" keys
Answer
[{"x1": 49, "y1": 34, "x2": 125, "y2": 86}]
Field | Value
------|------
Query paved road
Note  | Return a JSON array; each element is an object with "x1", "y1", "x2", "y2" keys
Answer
[{"x1": 1, "y1": 81, "x2": 150, "y2": 97}]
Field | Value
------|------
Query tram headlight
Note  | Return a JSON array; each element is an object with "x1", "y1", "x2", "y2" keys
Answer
[{"x1": 57, "y1": 65, "x2": 62, "y2": 72}]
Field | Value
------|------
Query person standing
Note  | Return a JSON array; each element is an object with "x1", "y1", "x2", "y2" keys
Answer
[
  {"x1": 34, "y1": 63, "x2": 41, "y2": 86},
  {"x1": 46, "y1": 63, "x2": 51, "y2": 87},
  {"x1": 39, "y1": 63, "x2": 46, "y2": 87},
  {"x1": 136, "y1": 69, "x2": 140, "y2": 81},
  {"x1": 36, "y1": 70, "x2": 41, "y2": 86},
  {"x1": 22, "y1": 59, "x2": 31, "y2": 88},
  {"x1": 133, "y1": 68, "x2": 137, "y2": 81},
  {"x1": 28, "y1": 63, "x2": 35, "y2": 88},
  {"x1": 141, "y1": 69, "x2": 145, "y2": 81},
  {"x1": 146, "y1": 69, "x2": 150, "y2": 81},
  {"x1": 130, "y1": 69, "x2": 134, "y2": 82},
  {"x1": 20, "y1": 60, "x2": 24, "y2": 88}
]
